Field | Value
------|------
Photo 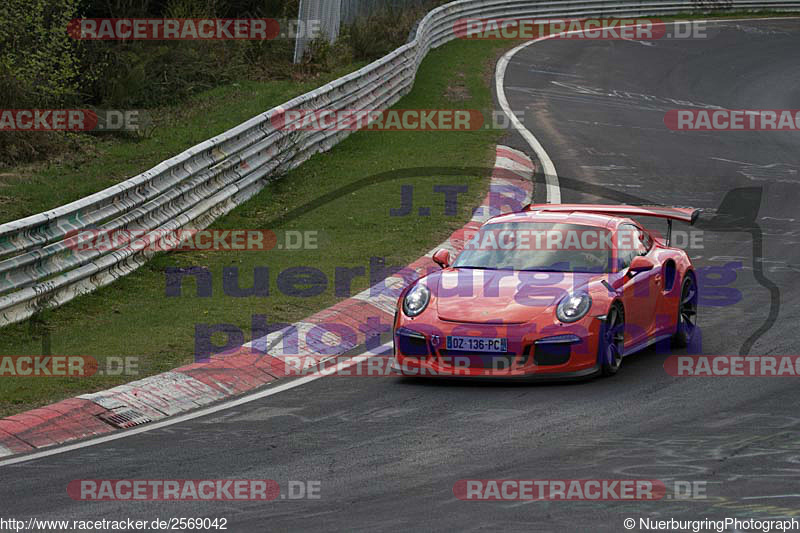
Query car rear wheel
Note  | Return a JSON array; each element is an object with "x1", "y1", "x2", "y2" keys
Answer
[
  {"x1": 673, "y1": 274, "x2": 698, "y2": 348},
  {"x1": 601, "y1": 303, "x2": 625, "y2": 376}
]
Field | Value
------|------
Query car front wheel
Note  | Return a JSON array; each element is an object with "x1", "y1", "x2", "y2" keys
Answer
[{"x1": 600, "y1": 303, "x2": 625, "y2": 376}]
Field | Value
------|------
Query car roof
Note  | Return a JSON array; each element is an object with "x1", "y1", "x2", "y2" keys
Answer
[{"x1": 483, "y1": 209, "x2": 635, "y2": 230}]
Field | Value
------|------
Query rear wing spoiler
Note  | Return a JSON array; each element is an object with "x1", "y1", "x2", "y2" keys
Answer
[
  {"x1": 523, "y1": 204, "x2": 700, "y2": 246},
  {"x1": 523, "y1": 204, "x2": 700, "y2": 225}
]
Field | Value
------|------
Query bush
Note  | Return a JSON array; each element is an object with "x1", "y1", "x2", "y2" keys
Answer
[
  {"x1": 342, "y1": 7, "x2": 422, "y2": 61},
  {"x1": 0, "y1": 0, "x2": 87, "y2": 165},
  {"x1": 303, "y1": 0, "x2": 451, "y2": 67},
  {"x1": 0, "y1": 0, "x2": 444, "y2": 167},
  {"x1": 0, "y1": 0, "x2": 83, "y2": 108}
]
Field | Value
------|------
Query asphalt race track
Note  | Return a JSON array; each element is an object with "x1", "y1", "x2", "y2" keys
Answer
[{"x1": 2, "y1": 18, "x2": 799, "y2": 532}]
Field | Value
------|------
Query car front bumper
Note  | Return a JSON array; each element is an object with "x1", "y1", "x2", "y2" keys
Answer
[{"x1": 392, "y1": 317, "x2": 603, "y2": 380}]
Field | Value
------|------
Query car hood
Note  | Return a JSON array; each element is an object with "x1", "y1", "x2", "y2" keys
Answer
[{"x1": 430, "y1": 268, "x2": 603, "y2": 324}]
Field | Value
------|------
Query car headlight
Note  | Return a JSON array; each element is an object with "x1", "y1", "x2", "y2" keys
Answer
[
  {"x1": 556, "y1": 292, "x2": 592, "y2": 323},
  {"x1": 403, "y1": 283, "x2": 430, "y2": 317}
]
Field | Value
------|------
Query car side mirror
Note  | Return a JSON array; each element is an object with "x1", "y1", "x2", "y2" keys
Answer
[
  {"x1": 629, "y1": 255, "x2": 656, "y2": 274},
  {"x1": 432, "y1": 249, "x2": 451, "y2": 269}
]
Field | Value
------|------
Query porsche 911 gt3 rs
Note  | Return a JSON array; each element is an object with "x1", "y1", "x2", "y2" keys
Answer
[{"x1": 392, "y1": 204, "x2": 700, "y2": 379}]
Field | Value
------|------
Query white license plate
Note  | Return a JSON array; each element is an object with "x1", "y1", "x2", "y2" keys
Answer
[{"x1": 446, "y1": 336, "x2": 507, "y2": 353}]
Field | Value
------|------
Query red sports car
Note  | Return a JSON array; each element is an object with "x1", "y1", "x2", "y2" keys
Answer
[{"x1": 392, "y1": 204, "x2": 700, "y2": 379}]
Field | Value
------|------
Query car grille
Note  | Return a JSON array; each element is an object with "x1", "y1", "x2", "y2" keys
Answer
[
  {"x1": 533, "y1": 343, "x2": 572, "y2": 366},
  {"x1": 395, "y1": 328, "x2": 430, "y2": 357}
]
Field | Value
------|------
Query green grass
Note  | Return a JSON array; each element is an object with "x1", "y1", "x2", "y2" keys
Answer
[{"x1": 0, "y1": 37, "x2": 513, "y2": 417}]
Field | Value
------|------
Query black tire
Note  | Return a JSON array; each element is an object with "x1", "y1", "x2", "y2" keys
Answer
[
  {"x1": 600, "y1": 303, "x2": 625, "y2": 376},
  {"x1": 673, "y1": 273, "x2": 698, "y2": 348}
]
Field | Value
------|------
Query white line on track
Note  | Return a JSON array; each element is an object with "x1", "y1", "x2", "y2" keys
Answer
[
  {"x1": 741, "y1": 494, "x2": 800, "y2": 500},
  {"x1": 496, "y1": 38, "x2": 562, "y2": 204},
  {"x1": 0, "y1": 342, "x2": 393, "y2": 467},
  {"x1": 495, "y1": 16, "x2": 800, "y2": 205}
]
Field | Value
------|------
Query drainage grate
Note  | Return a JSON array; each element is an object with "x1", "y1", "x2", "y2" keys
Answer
[{"x1": 98, "y1": 408, "x2": 153, "y2": 429}]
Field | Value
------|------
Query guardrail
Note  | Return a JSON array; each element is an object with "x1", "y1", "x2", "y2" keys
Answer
[{"x1": 0, "y1": 0, "x2": 797, "y2": 327}]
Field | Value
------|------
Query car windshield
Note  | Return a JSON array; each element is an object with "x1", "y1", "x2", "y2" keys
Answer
[{"x1": 452, "y1": 222, "x2": 613, "y2": 273}]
